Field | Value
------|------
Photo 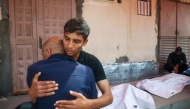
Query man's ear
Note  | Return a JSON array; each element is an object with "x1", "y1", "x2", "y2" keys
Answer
[
  {"x1": 46, "y1": 47, "x2": 51, "y2": 55},
  {"x1": 83, "y1": 39, "x2": 88, "y2": 46}
]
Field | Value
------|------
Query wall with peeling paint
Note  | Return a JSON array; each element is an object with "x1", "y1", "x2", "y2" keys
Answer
[{"x1": 82, "y1": 0, "x2": 158, "y2": 63}]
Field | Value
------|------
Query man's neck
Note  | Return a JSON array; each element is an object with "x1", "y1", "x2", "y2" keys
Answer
[{"x1": 71, "y1": 52, "x2": 81, "y2": 61}]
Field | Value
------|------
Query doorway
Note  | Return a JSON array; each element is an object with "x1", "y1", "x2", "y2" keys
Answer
[
  {"x1": 9, "y1": 0, "x2": 76, "y2": 94},
  {"x1": 159, "y1": 0, "x2": 190, "y2": 73}
]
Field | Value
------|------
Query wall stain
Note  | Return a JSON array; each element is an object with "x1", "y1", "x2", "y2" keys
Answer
[
  {"x1": 115, "y1": 55, "x2": 129, "y2": 63},
  {"x1": 117, "y1": 43, "x2": 120, "y2": 50}
]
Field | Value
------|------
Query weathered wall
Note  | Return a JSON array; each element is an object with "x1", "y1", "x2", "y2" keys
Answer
[
  {"x1": 82, "y1": 0, "x2": 158, "y2": 63},
  {"x1": 0, "y1": 0, "x2": 12, "y2": 96},
  {"x1": 0, "y1": 0, "x2": 159, "y2": 96}
]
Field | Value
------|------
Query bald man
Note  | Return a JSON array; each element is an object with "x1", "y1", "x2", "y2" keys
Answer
[{"x1": 26, "y1": 36, "x2": 97, "y2": 109}]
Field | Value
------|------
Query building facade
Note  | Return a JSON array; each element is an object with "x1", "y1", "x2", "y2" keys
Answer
[{"x1": 1, "y1": 0, "x2": 190, "y2": 96}]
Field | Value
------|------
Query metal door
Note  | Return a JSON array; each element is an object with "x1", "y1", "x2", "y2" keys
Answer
[
  {"x1": 9, "y1": 0, "x2": 76, "y2": 94},
  {"x1": 159, "y1": 1, "x2": 190, "y2": 73}
]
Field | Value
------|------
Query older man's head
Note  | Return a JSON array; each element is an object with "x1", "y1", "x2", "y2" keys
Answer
[{"x1": 42, "y1": 36, "x2": 64, "y2": 59}]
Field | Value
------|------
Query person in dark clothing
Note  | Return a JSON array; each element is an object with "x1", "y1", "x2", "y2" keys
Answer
[
  {"x1": 16, "y1": 18, "x2": 113, "y2": 109},
  {"x1": 164, "y1": 47, "x2": 188, "y2": 73},
  {"x1": 27, "y1": 36, "x2": 97, "y2": 109}
]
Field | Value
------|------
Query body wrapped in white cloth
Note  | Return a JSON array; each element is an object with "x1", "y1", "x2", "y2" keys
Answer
[
  {"x1": 136, "y1": 73, "x2": 190, "y2": 99},
  {"x1": 98, "y1": 83, "x2": 156, "y2": 109}
]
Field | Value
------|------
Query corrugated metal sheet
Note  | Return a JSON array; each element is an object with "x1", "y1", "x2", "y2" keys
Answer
[
  {"x1": 178, "y1": 37, "x2": 190, "y2": 63},
  {"x1": 159, "y1": 36, "x2": 176, "y2": 72},
  {"x1": 159, "y1": 37, "x2": 190, "y2": 72}
]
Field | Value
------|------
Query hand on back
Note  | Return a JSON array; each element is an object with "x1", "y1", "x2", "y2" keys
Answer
[
  {"x1": 28, "y1": 72, "x2": 58, "y2": 103},
  {"x1": 54, "y1": 91, "x2": 92, "y2": 109}
]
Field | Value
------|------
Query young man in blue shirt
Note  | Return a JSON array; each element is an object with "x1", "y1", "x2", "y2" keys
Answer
[{"x1": 28, "y1": 19, "x2": 113, "y2": 109}]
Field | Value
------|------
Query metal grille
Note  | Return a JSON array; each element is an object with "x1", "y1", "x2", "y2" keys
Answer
[
  {"x1": 178, "y1": 37, "x2": 190, "y2": 64},
  {"x1": 159, "y1": 36, "x2": 176, "y2": 72},
  {"x1": 159, "y1": 36, "x2": 190, "y2": 73}
]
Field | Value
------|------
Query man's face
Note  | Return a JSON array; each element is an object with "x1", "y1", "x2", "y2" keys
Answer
[
  {"x1": 175, "y1": 52, "x2": 181, "y2": 55},
  {"x1": 63, "y1": 32, "x2": 88, "y2": 60}
]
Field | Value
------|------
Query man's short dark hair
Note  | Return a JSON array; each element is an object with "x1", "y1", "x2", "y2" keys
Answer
[
  {"x1": 64, "y1": 18, "x2": 90, "y2": 41},
  {"x1": 175, "y1": 47, "x2": 182, "y2": 53}
]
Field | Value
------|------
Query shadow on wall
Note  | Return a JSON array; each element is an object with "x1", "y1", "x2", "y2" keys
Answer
[{"x1": 115, "y1": 55, "x2": 129, "y2": 63}]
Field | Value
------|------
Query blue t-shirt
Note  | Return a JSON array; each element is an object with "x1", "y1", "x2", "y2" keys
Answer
[{"x1": 27, "y1": 54, "x2": 97, "y2": 109}]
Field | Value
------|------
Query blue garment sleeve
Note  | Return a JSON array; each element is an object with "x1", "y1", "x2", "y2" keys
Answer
[
  {"x1": 26, "y1": 65, "x2": 40, "y2": 109},
  {"x1": 27, "y1": 66, "x2": 32, "y2": 88},
  {"x1": 27, "y1": 66, "x2": 37, "y2": 88},
  {"x1": 89, "y1": 68, "x2": 98, "y2": 99}
]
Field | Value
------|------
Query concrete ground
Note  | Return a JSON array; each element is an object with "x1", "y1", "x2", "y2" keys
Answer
[
  {"x1": 0, "y1": 95, "x2": 30, "y2": 109},
  {"x1": 0, "y1": 79, "x2": 190, "y2": 109}
]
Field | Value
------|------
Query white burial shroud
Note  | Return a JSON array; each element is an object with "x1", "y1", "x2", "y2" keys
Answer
[
  {"x1": 98, "y1": 83, "x2": 156, "y2": 109},
  {"x1": 136, "y1": 73, "x2": 190, "y2": 99}
]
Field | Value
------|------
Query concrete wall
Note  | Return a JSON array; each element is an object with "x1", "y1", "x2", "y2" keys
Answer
[
  {"x1": 82, "y1": 0, "x2": 158, "y2": 63},
  {"x1": 0, "y1": 0, "x2": 12, "y2": 96}
]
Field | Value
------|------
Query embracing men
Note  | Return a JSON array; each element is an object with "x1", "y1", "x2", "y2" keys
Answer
[
  {"x1": 27, "y1": 36, "x2": 99, "y2": 109},
  {"x1": 16, "y1": 18, "x2": 113, "y2": 109}
]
